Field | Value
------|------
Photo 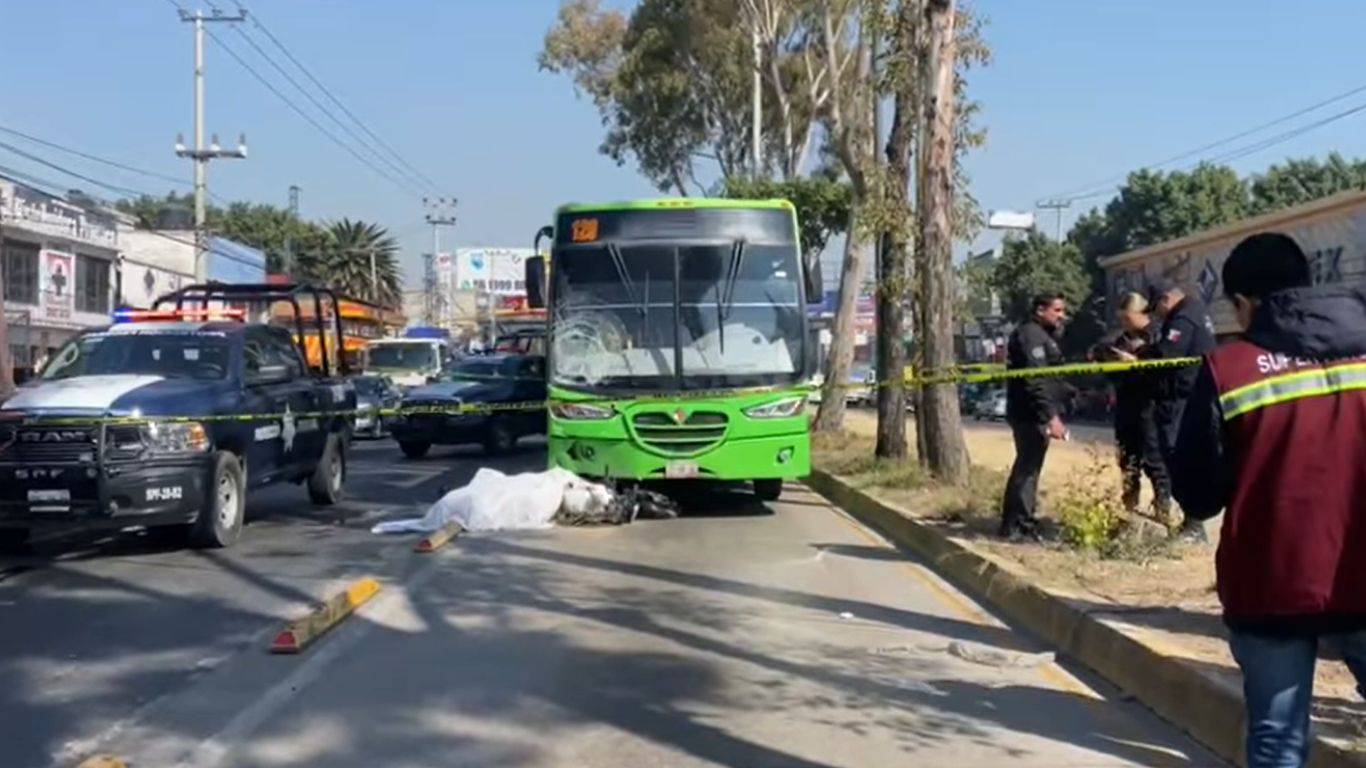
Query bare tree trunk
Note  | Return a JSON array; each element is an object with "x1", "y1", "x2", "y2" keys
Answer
[
  {"x1": 813, "y1": 215, "x2": 867, "y2": 432},
  {"x1": 916, "y1": 0, "x2": 968, "y2": 483},
  {"x1": 874, "y1": 228, "x2": 906, "y2": 458}
]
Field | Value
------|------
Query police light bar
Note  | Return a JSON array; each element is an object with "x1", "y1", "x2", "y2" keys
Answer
[{"x1": 113, "y1": 308, "x2": 247, "y2": 324}]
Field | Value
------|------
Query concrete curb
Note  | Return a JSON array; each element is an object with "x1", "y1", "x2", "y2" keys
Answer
[
  {"x1": 270, "y1": 577, "x2": 381, "y2": 654},
  {"x1": 805, "y1": 468, "x2": 1366, "y2": 768}
]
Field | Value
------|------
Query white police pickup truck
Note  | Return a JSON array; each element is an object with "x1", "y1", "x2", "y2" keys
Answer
[{"x1": 0, "y1": 283, "x2": 355, "y2": 551}]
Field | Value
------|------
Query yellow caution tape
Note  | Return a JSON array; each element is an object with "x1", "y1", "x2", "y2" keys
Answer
[{"x1": 0, "y1": 357, "x2": 1201, "y2": 427}]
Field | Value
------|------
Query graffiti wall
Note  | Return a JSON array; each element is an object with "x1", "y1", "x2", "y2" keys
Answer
[{"x1": 1106, "y1": 197, "x2": 1366, "y2": 334}]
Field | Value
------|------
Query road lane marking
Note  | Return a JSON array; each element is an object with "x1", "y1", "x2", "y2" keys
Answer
[{"x1": 179, "y1": 560, "x2": 444, "y2": 767}]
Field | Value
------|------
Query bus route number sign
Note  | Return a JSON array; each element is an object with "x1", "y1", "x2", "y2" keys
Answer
[{"x1": 571, "y1": 218, "x2": 599, "y2": 243}]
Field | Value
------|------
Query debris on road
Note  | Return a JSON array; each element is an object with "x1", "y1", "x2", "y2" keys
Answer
[
  {"x1": 555, "y1": 486, "x2": 680, "y2": 526},
  {"x1": 946, "y1": 640, "x2": 1055, "y2": 669},
  {"x1": 372, "y1": 467, "x2": 666, "y2": 534}
]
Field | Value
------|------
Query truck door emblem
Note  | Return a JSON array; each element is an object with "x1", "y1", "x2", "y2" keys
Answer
[{"x1": 280, "y1": 405, "x2": 297, "y2": 453}]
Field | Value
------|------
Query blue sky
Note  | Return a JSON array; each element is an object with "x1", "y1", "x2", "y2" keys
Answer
[{"x1": 3, "y1": 1, "x2": 1366, "y2": 283}]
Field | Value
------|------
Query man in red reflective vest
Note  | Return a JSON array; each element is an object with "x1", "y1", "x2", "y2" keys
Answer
[{"x1": 1172, "y1": 232, "x2": 1366, "y2": 768}]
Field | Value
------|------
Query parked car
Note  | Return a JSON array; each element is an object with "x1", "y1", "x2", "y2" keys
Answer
[
  {"x1": 352, "y1": 375, "x2": 402, "y2": 438},
  {"x1": 845, "y1": 364, "x2": 876, "y2": 407},
  {"x1": 390, "y1": 354, "x2": 547, "y2": 458},
  {"x1": 0, "y1": 284, "x2": 354, "y2": 551},
  {"x1": 974, "y1": 389, "x2": 1007, "y2": 421}
]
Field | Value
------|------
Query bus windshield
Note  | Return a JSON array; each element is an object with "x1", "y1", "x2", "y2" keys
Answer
[
  {"x1": 551, "y1": 242, "x2": 803, "y2": 389},
  {"x1": 365, "y1": 342, "x2": 437, "y2": 373}
]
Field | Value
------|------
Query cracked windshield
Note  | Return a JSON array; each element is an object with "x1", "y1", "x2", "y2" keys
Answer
[
  {"x1": 1, "y1": 2, "x2": 1362, "y2": 767},
  {"x1": 553, "y1": 241, "x2": 803, "y2": 388}
]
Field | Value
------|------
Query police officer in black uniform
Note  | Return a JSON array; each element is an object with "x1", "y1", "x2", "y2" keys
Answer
[
  {"x1": 1118, "y1": 277, "x2": 1216, "y2": 539},
  {"x1": 1096, "y1": 291, "x2": 1171, "y2": 521},
  {"x1": 1000, "y1": 292, "x2": 1070, "y2": 539}
]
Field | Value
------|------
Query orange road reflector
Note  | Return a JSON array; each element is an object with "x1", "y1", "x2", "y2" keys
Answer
[
  {"x1": 413, "y1": 522, "x2": 463, "y2": 553},
  {"x1": 77, "y1": 758, "x2": 127, "y2": 768},
  {"x1": 270, "y1": 577, "x2": 381, "y2": 654}
]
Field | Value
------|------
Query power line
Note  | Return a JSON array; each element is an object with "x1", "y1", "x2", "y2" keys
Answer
[
  {"x1": 1045, "y1": 81, "x2": 1366, "y2": 204},
  {"x1": 234, "y1": 4, "x2": 443, "y2": 193},
  {"x1": 0, "y1": 139, "x2": 151, "y2": 199},
  {"x1": 0, "y1": 123, "x2": 187, "y2": 188},
  {"x1": 206, "y1": 2, "x2": 432, "y2": 195},
  {"x1": 203, "y1": 25, "x2": 425, "y2": 199},
  {"x1": 161, "y1": 0, "x2": 423, "y2": 199},
  {"x1": 1055, "y1": 98, "x2": 1366, "y2": 206}
]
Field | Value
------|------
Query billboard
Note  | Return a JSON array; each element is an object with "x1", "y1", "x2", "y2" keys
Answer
[{"x1": 449, "y1": 248, "x2": 529, "y2": 296}]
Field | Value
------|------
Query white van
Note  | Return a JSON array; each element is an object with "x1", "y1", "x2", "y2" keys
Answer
[{"x1": 362, "y1": 338, "x2": 454, "y2": 388}]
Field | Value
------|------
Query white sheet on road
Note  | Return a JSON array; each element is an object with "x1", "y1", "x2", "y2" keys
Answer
[{"x1": 370, "y1": 467, "x2": 613, "y2": 534}]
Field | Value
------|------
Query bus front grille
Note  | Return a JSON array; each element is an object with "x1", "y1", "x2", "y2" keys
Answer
[{"x1": 631, "y1": 411, "x2": 728, "y2": 455}]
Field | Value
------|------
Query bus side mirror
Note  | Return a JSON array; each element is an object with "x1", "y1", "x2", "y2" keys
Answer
[
  {"x1": 526, "y1": 255, "x2": 547, "y2": 309},
  {"x1": 803, "y1": 251, "x2": 823, "y2": 304}
]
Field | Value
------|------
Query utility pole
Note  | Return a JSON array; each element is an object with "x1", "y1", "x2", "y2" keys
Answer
[
  {"x1": 423, "y1": 197, "x2": 457, "y2": 328},
  {"x1": 283, "y1": 184, "x2": 299, "y2": 275},
  {"x1": 1037, "y1": 198, "x2": 1071, "y2": 241},
  {"x1": 174, "y1": 7, "x2": 247, "y2": 282}
]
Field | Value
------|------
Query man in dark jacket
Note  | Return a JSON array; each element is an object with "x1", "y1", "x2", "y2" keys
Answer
[
  {"x1": 1172, "y1": 232, "x2": 1366, "y2": 768},
  {"x1": 1127, "y1": 277, "x2": 1217, "y2": 538},
  {"x1": 999, "y1": 292, "x2": 1068, "y2": 539}
]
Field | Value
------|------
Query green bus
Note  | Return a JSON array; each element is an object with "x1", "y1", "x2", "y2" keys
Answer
[{"x1": 524, "y1": 198, "x2": 822, "y2": 501}]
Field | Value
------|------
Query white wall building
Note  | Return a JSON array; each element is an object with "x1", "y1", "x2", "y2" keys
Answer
[
  {"x1": 0, "y1": 177, "x2": 119, "y2": 380},
  {"x1": 115, "y1": 225, "x2": 195, "y2": 309}
]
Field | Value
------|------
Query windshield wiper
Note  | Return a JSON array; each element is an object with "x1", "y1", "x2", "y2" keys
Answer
[
  {"x1": 716, "y1": 240, "x2": 747, "y2": 355},
  {"x1": 721, "y1": 240, "x2": 745, "y2": 318},
  {"x1": 606, "y1": 243, "x2": 644, "y2": 318}
]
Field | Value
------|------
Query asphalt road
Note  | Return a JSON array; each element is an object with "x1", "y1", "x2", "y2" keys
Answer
[{"x1": 0, "y1": 438, "x2": 1222, "y2": 768}]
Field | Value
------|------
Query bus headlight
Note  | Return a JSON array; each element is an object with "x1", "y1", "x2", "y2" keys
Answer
[
  {"x1": 744, "y1": 396, "x2": 806, "y2": 419},
  {"x1": 551, "y1": 402, "x2": 615, "y2": 420},
  {"x1": 141, "y1": 422, "x2": 211, "y2": 454}
]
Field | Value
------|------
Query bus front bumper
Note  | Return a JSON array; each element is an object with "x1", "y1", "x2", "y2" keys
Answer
[{"x1": 547, "y1": 432, "x2": 810, "y2": 482}]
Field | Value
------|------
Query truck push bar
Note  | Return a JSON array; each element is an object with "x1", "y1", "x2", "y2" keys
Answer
[{"x1": 152, "y1": 282, "x2": 351, "y2": 377}]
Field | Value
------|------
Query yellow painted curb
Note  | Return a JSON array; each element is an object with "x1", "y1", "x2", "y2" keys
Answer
[
  {"x1": 271, "y1": 577, "x2": 381, "y2": 654},
  {"x1": 414, "y1": 522, "x2": 463, "y2": 553},
  {"x1": 77, "y1": 757, "x2": 127, "y2": 768}
]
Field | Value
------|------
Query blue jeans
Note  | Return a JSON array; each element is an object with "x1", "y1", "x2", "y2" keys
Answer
[{"x1": 1229, "y1": 629, "x2": 1366, "y2": 768}]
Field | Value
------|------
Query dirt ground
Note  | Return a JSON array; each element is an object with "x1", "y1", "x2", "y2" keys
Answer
[{"x1": 824, "y1": 409, "x2": 1365, "y2": 748}]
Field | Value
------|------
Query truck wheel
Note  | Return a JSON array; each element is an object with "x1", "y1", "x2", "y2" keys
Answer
[
  {"x1": 0, "y1": 528, "x2": 31, "y2": 555},
  {"x1": 483, "y1": 418, "x2": 516, "y2": 455},
  {"x1": 308, "y1": 432, "x2": 346, "y2": 505},
  {"x1": 192, "y1": 452, "x2": 245, "y2": 549},
  {"x1": 399, "y1": 440, "x2": 430, "y2": 459},
  {"x1": 753, "y1": 479, "x2": 783, "y2": 502}
]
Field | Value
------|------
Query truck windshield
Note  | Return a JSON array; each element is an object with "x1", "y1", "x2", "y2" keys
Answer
[
  {"x1": 551, "y1": 243, "x2": 802, "y2": 389},
  {"x1": 42, "y1": 332, "x2": 230, "y2": 380},
  {"x1": 366, "y1": 343, "x2": 437, "y2": 372}
]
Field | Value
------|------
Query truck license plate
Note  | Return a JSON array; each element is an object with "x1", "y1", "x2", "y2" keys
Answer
[
  {"x1": 28, "y1": 489, "x2": 70, "y2": 503},
  {"x1": 664, "y1": 461, "x2": 699, "y2": 479}
]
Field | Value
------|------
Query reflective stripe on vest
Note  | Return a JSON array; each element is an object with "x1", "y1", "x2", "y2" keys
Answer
[{"x1": 1219, "y1": 361, "x2": 1366, "y2": 420}]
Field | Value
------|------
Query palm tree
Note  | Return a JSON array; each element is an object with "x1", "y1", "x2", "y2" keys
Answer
[{"x1": 309, "y1": 218, "x2": 402, "y2": 307}]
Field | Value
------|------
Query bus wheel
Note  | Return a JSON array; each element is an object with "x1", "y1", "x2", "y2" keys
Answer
[
  {"x1": 399, "y1": 440, "x2": 431, "y2": 459},
  {"x1": 753, "y1": 479, "x2": 783, "y2": 502}
]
